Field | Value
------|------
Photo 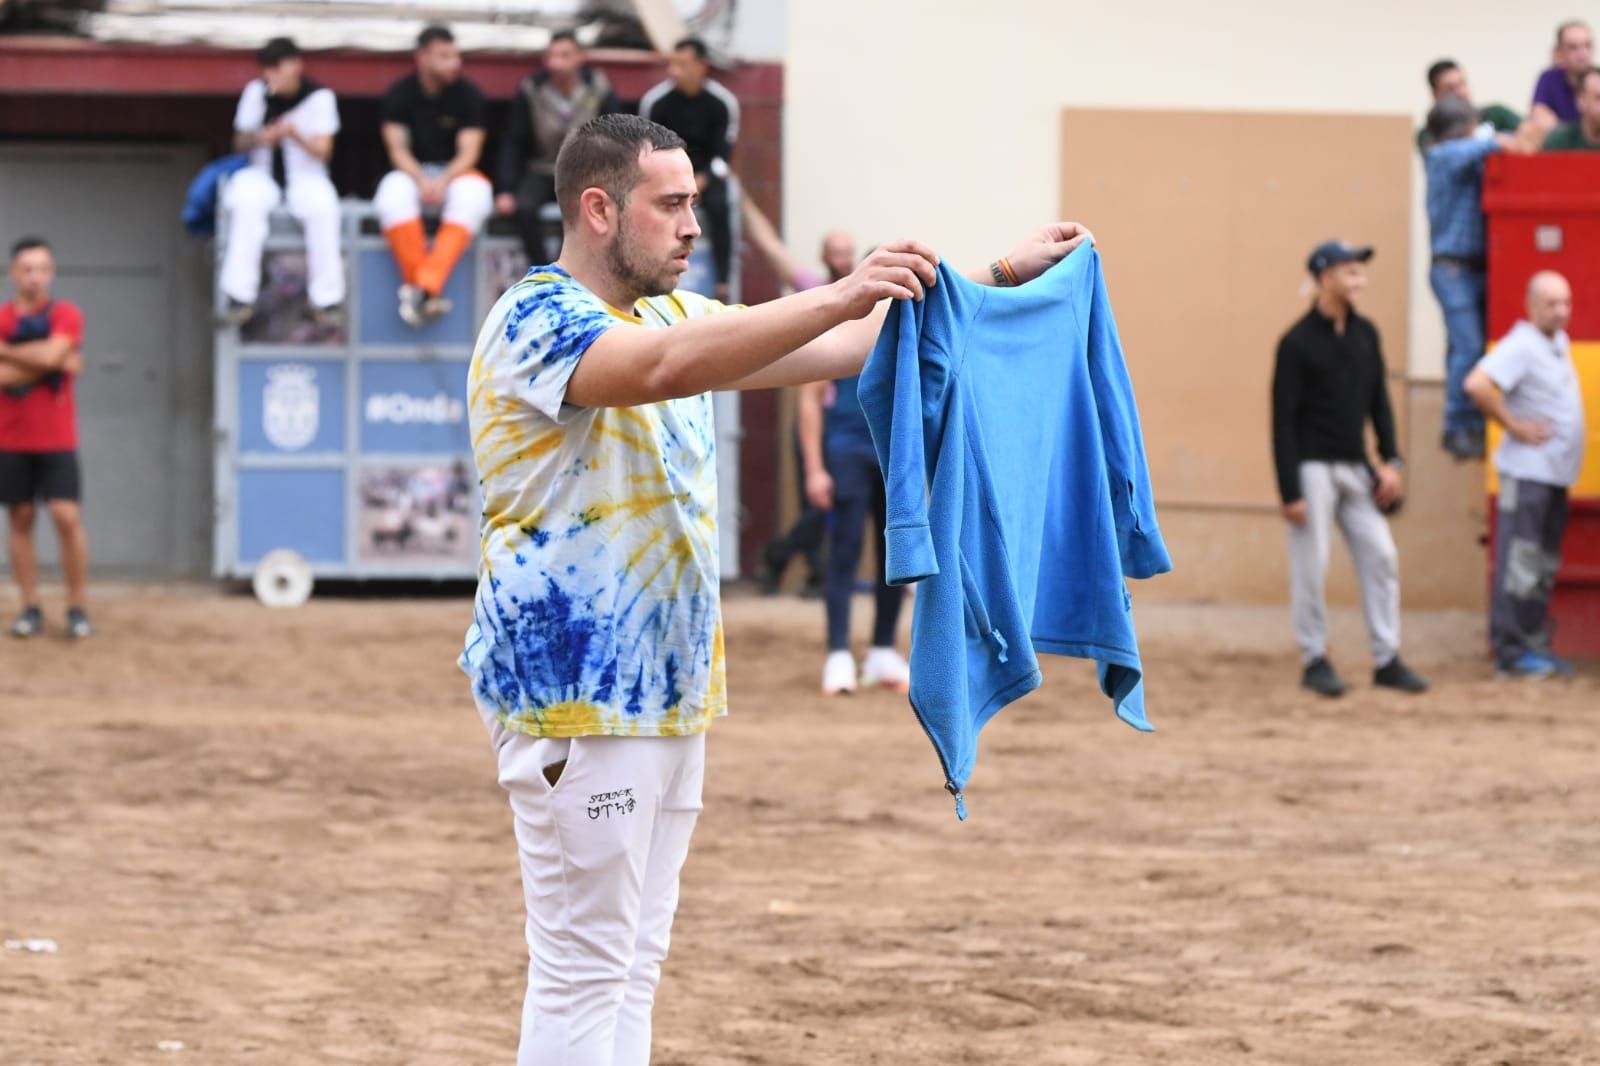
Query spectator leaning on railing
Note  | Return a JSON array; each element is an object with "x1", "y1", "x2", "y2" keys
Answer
[
  {"x1": 1423, "y1": 93, "x2": 1524, "y2": 461},
  {"x1": 1542, "y1": 67, "x2": 1600, "y2": 151},
  {"x1": 1531, "y1": 20, "x2": 1594, "y2": 129},
  {"x1": 1416, "y1": 59, "x2": 1522, "y2": 155}
]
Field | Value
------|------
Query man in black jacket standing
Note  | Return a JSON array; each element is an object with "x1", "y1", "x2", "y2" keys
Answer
[
  {"x1": 495, "y1": 30, "x2": 620, "y2": 262},
  {"x1": 640, "y1": 37, "x2": 740, "y2": 301},
  {"x1": 1271, "y1": 241, "x2": 1428, "y2": 698}
]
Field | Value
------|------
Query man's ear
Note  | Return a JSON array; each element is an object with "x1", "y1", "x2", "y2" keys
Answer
[{"x1": 578, "y1": 187, "x2": 616, "y2": 236}]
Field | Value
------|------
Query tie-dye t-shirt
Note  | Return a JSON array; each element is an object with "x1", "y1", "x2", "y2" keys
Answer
[{"x1": 461, "y1": 265, "x2": 733, "y2": 737}]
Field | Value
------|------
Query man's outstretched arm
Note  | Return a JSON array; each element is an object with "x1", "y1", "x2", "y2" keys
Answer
[
  {"x1": 728, "y1": 222, "x2": 1094, "y2": 391},
  {"x1": 562, "y1": 240, "x2": 939, "y2": 409}
]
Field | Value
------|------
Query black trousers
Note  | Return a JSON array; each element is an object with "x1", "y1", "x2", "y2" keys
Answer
[
  {"x1": 700, "y1": 173, "x2": 732, "y2": 288},
  {"x1": 1491, "y1": 475, "x2": 1569, "y2": 663},
  {"x1": 823, "y1": 448, "x2": 904, "y2": 651},
  {"x1": 513, "y1": 171, "x2": 560, "y2": 263}
]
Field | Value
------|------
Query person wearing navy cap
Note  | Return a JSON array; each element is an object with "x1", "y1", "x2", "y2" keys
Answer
[{"x1": 1271, "y1": 240, "x2": 1428, "y2": 698}]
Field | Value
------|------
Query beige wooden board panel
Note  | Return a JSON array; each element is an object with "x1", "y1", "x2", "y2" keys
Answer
[{"x1": 1060, "y1": 108, "x2": 1413, "y2": 509}]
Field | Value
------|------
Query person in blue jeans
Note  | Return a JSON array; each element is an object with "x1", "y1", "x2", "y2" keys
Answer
[
  {"x1": 1423, "y1": 93, "x2": 1525, "y2": 460},
  {"x1": 798, "y1": 370, "x2": 909, "y2": 695}
]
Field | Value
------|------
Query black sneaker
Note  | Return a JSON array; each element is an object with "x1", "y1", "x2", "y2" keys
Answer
[
  {"x1": 309, "y1": 303, "x2": 345, "y2": 330},
  {"x1": 66, "y1": 607, "x2": 93, "y2": 640},
  {"x1": 217, "y1": 299, "x2": 255, "y2": 328},
  {"x1": 1302, "y1": 656, "x2": 1347, "y2": 697},
  {"x1": 10, "y1": 605, "x2": 43, "y2": 639},
  {"x1": 1374, "y1": 656, "x2": 1428, "y2": 693},
  {"x1": 1441, "y1": 428, "x2": 1485, "y2": 461},
  {"x1": 756, "y1": 540, "x2": 786, "y2": 595}
]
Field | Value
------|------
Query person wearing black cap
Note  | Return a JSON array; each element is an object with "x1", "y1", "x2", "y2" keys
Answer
[{"x1": 1271, "y1": 241, "x2": 1428, "y2": 698}]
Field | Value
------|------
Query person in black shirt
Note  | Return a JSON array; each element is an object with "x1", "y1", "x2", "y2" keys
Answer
[
  {"x1": 1271, "y1": 240, "x2": 1427, "y2": 698},
  {"x1": 494, "y1": 30, "x2": 620, "y2": 263},
  {"x1": 375, "y1": 24, "x2": 492, "y2": 327},
  {"x1": 639, "y1": 37, "x2": 740, "y2": 300}
]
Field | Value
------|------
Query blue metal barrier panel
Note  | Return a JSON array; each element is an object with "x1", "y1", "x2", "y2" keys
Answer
[
  {"x1": 357, "y1": 246, "x2": 476, "y2": 347},
  {"x1": 238, "y1": 359, "x2": 347, "y2": 455},
  {"x1": 238, "y1": 468, "x2": 346, "y2": 565},
  {"x1": 359, "y1": 359, "x2": 472, "y2": 454}
]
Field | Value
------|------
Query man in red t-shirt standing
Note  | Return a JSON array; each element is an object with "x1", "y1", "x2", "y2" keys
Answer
[{"x1": 0, "y1": 237, "x2": 91, "y2": 639}]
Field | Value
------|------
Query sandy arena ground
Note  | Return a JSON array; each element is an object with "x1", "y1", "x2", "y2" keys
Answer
[{"x1": 3, "y1": 586, "x2": 1599, "y2": 1065}]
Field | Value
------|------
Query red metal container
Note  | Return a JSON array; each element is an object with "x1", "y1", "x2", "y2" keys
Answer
[{"x1": 1481, "y1": 154, "x2": 1600, "y2": 658}]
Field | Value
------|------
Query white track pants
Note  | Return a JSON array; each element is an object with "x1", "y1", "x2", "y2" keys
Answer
[
  {"x1": 1286, "y1": 460, "x2": 1402, "y2": 667},
  {"x1": 479, "y1": 700, "x2": 704, "y2": 1066},
  {"x1": 373, "y1": 166, "x2": 493, "y2": 231},
  {"x1": 219, "y1": 168, "x2": 345, "y2": 309}
]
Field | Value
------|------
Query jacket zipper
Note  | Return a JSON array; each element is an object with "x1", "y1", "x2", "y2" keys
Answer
[{"x1": 908, "y1": 695, "x2": 967, "y2": 820}]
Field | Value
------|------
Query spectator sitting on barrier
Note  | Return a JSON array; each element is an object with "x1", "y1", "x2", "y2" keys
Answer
[
  {"x1": 1464, "y1": 272, "x2": 1585, "y2": 679},
  {"x1": 1425, "y1": 93, "x2": 1521, "y2": 461},
  {"x1": 495, "y1": 29, "x2": 620, "y2": 264},
  {"x1": 640, "y1": 37, "x2": 740, "y2": 301},
  {"x1": 219, "y1": 37, "x2": 344, "y2": 329},
  {"x1": 0, "y1": 237, "x2": 92, "y2": 640},
  {"x1": 376, "y1": 24, "x2": 493, "y2": 329},
  {"x1": 1531, "y1": 20, "x2": 1594, "y2": 130},
  {"x1": 742, "y1": 194, "x2": 857, "y2": 596},
  {"x1": 1543, "y1": 67, "x2": 1600, "y2": 151},
  {"x1": 1272, "y1": 240, "x2": 1427, "y2": 698},
  {"x1": 1416, "y1": 59, "x2": 1523, "y2": 155}
]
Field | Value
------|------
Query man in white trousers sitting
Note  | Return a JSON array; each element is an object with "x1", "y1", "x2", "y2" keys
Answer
[
  {"x1": 220, "y1": 37, "x2": 344, "y2": 327},
  {"x1": 375, "y1": 24, "x2": 493, "y2": 328}
]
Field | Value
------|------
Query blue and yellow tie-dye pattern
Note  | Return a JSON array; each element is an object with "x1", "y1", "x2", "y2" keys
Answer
[{"x1": 460, "y1": 265, "x2": 733, "y2": 738}]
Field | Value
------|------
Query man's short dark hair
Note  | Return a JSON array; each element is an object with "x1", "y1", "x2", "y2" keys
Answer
[
  {"x1": 554, "y1": 114, "x2": 687, "y2": 223},
  {"x1": 257, "y1": 37, "x2": 300, "y2": 68},
  {"x1": 1557, "y1": 20, "x2": 1591, "y2": 47},
  {"x1": 10, "y1": 236, "x2": 49, "y2": 261},
  {"x1": 549, "y1": 29, "x2": 580, "y2": 49},
  {"x1": 1426, "y1": 59, "x2": 1458, "y2": 91},
  {"x1": 1427, "y1": 93, "x2": 1478, "y2": 142},
  {"x1": 417, "y1": 24, "x2": 454, "y2": 50},
  {"x1": 673, "y1": 36, "x2": 708, "y2": 61}
]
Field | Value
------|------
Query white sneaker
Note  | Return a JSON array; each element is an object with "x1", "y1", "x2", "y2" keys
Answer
[
  {"x1": 822, "y1": 650, "x2": 857, "y2": 696},
  {"x1": 860, "y1": 646, "x2": 911, "y2": 693},
  {"x1": 397, "y1": 284, "x2": 427, "y2": 328}
]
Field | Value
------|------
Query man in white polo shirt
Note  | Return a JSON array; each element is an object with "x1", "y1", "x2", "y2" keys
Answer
[
  {"x1": 220, "y1": 37, "x2": 345, "y2": 327},
  {"x1": 1466, "y1": 270, "x2": 1587, "y2": 678}
]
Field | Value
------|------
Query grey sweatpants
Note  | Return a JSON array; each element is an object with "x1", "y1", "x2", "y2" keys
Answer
[
  {"x1": 1491, "y1": 475, "x2": 1569, "y2": 664},
  {"x1": 1287, "y1": 461, "x2": 1401, "y2": 667}
]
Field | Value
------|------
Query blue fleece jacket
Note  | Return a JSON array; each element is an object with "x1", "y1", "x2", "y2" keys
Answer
[{"x1": 857, "y1": 245, "x2": 1171, "y2": 818}]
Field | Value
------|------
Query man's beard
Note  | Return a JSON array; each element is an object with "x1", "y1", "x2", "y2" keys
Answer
[{"x1": 606, "y1": 215, "x2": 688, "y2": 300}]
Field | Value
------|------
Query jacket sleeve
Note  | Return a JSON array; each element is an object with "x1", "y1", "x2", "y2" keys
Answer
[
  {"x1": 1368, "y1": 324, "x2": 1400, "y2": 464},
  {"x1": 857, "y1": 271, "x2": 946, "y2": 585},
  {"x1": 1271, "y1": 334, "x2": 1304, "y2": 504},
  {"x1": 498, "y1": 82, "x2": 532, "y2": 193},
  {"x1": 1083, "y1": 250, "x2": 1172, "y2": 580}
]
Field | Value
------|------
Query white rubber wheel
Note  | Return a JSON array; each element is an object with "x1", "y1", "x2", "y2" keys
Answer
[{"x1": 252, "y1": 549, "x2": 314, "y2": 608}]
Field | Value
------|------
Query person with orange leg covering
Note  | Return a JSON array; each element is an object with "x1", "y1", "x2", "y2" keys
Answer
[{"x1": 377, "y1": 24, "x2": 492, "y2": 327}]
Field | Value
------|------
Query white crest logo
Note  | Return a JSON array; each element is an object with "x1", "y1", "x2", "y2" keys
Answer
[{"x1": 263, "y1": 364, "x2": 319, "y2": 451}]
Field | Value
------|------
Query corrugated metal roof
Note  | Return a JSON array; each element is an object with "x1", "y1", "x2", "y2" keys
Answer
[
  {"x1": 81, "y1": 0, "x2": 602, "y2": 51},
  {"x1": 33, "y1": 0, "x2": 738, "y2": 53}
]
